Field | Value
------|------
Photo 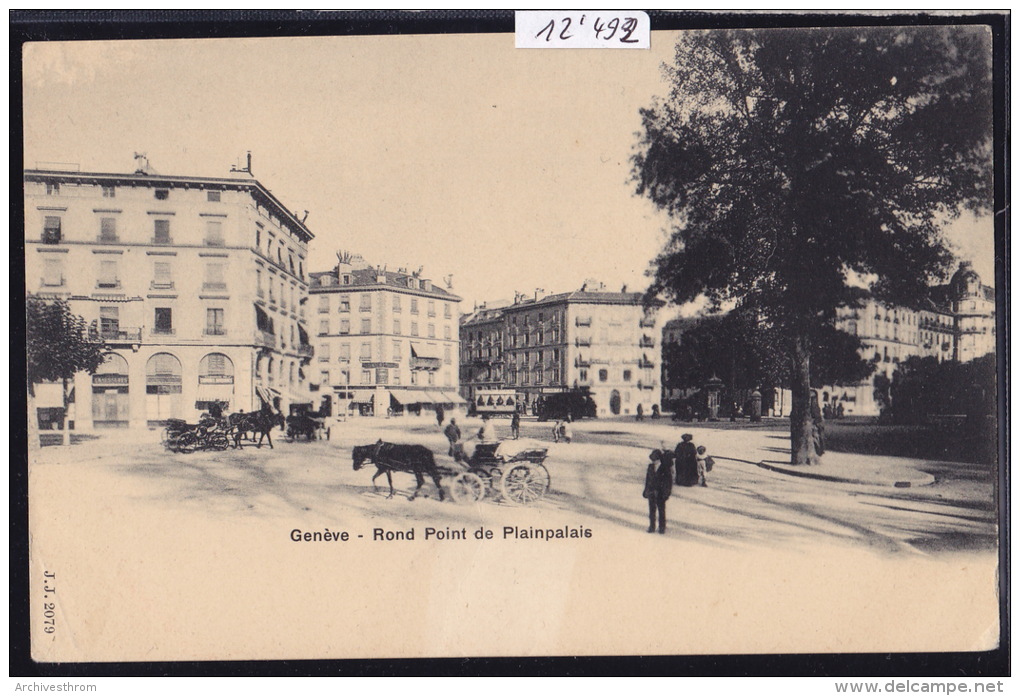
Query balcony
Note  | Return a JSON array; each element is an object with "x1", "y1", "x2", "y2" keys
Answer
[
  {"x1": 151, "y1": 327, "x2": 176, "y2": 336},
  {"x1": 96, "y1": 235, "x2": 121, "y2": 244},
  {"x1": 637, "y1": 380, "x2": 658, "y2": 390},
  {"x1": 203, "y1": 282, "x2": 228, "y2": 292},
  {"x1": 638, "y1": 359, "x2": 655, "y2": 369},
  {"x1": 639, "y1": 336, "x2": 655, "y2": 348},
  {"x1": 575, "y1": 337, "x2": 592, "y2": 347},
  {"x1": 150, "y1": 281, "x2": 175, "y2": 291},
  {"x1": 254, "y1": 330, "x2": 276, "y2": 349},
  {"x1": 151, "y1": 236, "x2": 173, "y2": 245},
  {"x1": 575, "y1": 317, "x2": 592, "y2": 327},
  {"x1": 96, "y1": 281, "x2": 122, "y2": 290},
  {"x1": 639, "y1": 318, "x2": 656, "y2": 328},
  {"x1": 575, "y1": 358, "x2": 591, "y2": 368},
  {"x1": 89, "y1": 327, "x2": 142, "y2": 343},
  {"x1": 42, "y1": 230, "x2": 62, "y2": 245},
  {"x1": 297, "y1": 344, "x2": 314, "y2": 358}
]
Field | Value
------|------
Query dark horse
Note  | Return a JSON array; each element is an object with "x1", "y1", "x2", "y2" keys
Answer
[
  {"x1": 230, "y1": 409, "x2": 285, "y2": 449},
  {"x1": 352, "y1": 441, "x2": 445, "y2": 501}
]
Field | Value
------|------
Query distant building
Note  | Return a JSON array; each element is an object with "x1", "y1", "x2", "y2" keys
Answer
[
  {"x1": 307, "y1": 254, "x2": 464, "y2": 417},
  {"x1": 660, "y1": 261, "x2": 996, "y2": 417},
  {"x1": 25, "y1": 157, "x2": 314, "y2": 429},
  {"x1": 461, "y1": 281, "x2": 663, "y2": 417}
]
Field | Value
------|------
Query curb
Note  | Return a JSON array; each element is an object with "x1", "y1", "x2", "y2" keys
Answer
[{"x1": 710, "y1": 455, "x2": 935, "y2": 488}]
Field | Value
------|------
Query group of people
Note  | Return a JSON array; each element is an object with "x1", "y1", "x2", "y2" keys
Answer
[{"x1": 642, "y1": 433, "x2": 713, "y2": 534}]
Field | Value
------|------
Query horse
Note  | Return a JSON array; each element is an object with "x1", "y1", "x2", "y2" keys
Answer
[
  {"x1": 286, "y1": 414, "x2": 325, "y2": 441},
  {"x1": 230, "y1": 410, "x2": 284, "y2": 449},
  {"x1": 352, "y1": 440, "x2": 445, "y2": 501}
]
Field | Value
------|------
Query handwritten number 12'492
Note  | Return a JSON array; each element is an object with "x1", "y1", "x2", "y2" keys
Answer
[{"x1": 534, "y1": 16, "x2": 640, "y2": 44}]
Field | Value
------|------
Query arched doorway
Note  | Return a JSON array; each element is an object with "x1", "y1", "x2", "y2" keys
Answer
[
  {"x1": 92, "y1": 353, "x2": 130, "y2": 427},
  {"x1": 609, "y1": 389, "x2": 622, "y2": 415},
  {"x1": 198, "y1": 353, "x2": 234, "y2": 412},
  {"x1": 146, "y1": 352, "x2": 182, "y2": 424}
]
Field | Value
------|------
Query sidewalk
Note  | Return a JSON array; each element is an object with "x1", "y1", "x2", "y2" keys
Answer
[{"x1": 751, "y1": 451, "x2": 937, "y2": 487}]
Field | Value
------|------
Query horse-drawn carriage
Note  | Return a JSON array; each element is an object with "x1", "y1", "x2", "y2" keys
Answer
[
  {"x1": 285, "y1": 413, "x2": 326, "y2": 441},
  {"x1": 161, "y1": 418, "x2": 231, "y2": 453},
  {"x1": 352, "y1": 439, "x2": 551, "y2": 505}
]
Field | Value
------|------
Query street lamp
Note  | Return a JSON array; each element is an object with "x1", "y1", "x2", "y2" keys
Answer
[{"x1": 337, "y1": 357, "x2": 351, "y2": 422}]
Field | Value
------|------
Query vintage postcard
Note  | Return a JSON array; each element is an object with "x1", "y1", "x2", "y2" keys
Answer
[{"x1": 18, "y1": 13, "x2": 1006, "y2": 667}]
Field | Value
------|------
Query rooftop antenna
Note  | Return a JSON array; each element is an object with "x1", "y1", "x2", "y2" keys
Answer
[{"x1": 230, "y1": 150, "x2": 253, "y2": 175}]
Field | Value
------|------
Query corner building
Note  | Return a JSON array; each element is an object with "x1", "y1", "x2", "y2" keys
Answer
[
  {"x1": 307, "y1": 256, "x2": 464, "y2": 417},
  {"x1": 25, "y1": 163, "x2": 314, "y2": 429},
  {"x1": 461, "y1": 282, "x2": 663, "y2": 417}
]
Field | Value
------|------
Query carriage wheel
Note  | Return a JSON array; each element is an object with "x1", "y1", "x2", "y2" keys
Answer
[
  {"x1": 467, "y1": 468, "x2": 494, "y2": 498},
  {"x1": 160, "y1": 427, "x2": 172, "y2": 447},
  {"x1": 448, "y1": 472, "x2": 485, "y2": 503},
  {"x1": 177, "y1": 431, "x2": 198, "y2": 454},
  {"x1": 500, "y1": 463, "x2": 551, "y2": 506}
]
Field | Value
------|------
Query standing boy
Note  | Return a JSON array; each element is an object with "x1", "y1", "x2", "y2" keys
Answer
[{"x1": 643, "y1": 449, "x2": 673, "y2": 534}]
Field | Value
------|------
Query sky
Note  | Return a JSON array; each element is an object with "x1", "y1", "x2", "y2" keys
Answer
[{"x1": 21, "y1": 30, "x2": 996, "y2": 310}]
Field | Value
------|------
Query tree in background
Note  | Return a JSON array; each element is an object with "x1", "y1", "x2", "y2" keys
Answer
[
  {"x1": 634, "y1": 27, "x2": 992, "y2": 464},
  {"x1": 27, "y1": 296, "x2": 106, "y2": 448}
]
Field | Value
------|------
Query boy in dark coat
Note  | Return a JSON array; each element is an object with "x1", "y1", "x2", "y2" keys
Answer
[{"x1": 643, "y1": 449, "x2": 674, "y2": 534}]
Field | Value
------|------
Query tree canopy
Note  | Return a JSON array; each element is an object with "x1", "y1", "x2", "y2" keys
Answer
[
  {"x1": 27, "y1": 296, "x2": 106, "y2": 391},
  {"x1": 634, "y1": 27, "x2": 993, "y2": 464}
]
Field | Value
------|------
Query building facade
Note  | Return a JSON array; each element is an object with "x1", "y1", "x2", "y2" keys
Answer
[
  {"x1": 307, "y1": 255, "x2": 464, "y2": 417},
  {"x1": 460, "y1": 282, "x2": 663, "y2": 417},
  {"x1": 660, "y1": 261, "x2": 996, "y2": 417},
  {"x1": 26, "y1": 160, "x2": 314, "y2": 429}
]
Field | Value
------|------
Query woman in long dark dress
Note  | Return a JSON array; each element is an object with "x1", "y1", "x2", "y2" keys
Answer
[{"x1": 674, "y1": 433, "x2": 699, "y2": 486}]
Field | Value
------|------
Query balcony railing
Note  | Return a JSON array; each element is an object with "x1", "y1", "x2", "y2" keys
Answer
[
  {"x1": 575, "y1": 317, "x2": 592, "y2": 327},
  {"x1": 202, "y1": 282, "x2": 228, "y2": 291},
  {"x1": 638, "y1": 359, "x2": 655, "y2": 369},
  {"x1": 575, "y1": 337, "x2": 592, "y2": 347},
  {"x1": 297, "y1": 344, "x2": 314, "y2": 357},
  {"x1": 575, "y1": 358, "x2": 591, "y2": 368},
  {"x1": 639, "y1": 336, "x2": 655, "y2": 348},
  {"x1": 639, "y1": 318, "x2": 656, "y2": 328},
  {"x1": 89, "y1": 327, "x2": 142, "y2": 343},
  {"x1": 150, "y1": 281, "x2": 175, "y2": 291}
]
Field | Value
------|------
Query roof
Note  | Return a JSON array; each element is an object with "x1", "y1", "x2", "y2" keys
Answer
[
  {"x1": 307, "y1": 268, "x2": 461, "y2": 301},
  {"x1": 24, "y1": 168, "x2": 314, "y2": 243},
  {"x1": 503, "y1": 290, "x2": 663, "y2": 311}
]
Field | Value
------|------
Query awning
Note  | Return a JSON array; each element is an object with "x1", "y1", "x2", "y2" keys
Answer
[
  {"x1": 196, "y1": 383, "x2": 234, "y2": 402},
  {"x1": 426, "y1": 391, "x2": 453, "y2": 405},
  {"x1": 410, "y1": 391, "x2": 434, "y2": 404},
  {"x1": 410, "y1": 342, "x2": 442, "y2": 360},
  {"x1": 255, "y1": 385, "x2": 281, "y2": 403},
  {"x1": 349, "y1": 391, "x2": 375, "y2": 405},
  {"x1": 444, "y1": 392, "x2": 468, "y2": 405},
  {"x1": 255, "y1": 305, "x2": 275, "y2": 334}
]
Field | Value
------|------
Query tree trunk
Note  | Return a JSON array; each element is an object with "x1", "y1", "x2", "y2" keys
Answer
[
  {"x1": 61, "y1": 377, "x2": 71, "y2": 446},
  {"x1": 789, "y1": 334, "x2": 820, "y2": 466},
  {"x1": 27, "y1": 382, "x2": 41, "y2": 456}
]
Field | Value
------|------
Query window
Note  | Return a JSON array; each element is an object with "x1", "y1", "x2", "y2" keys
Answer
[
  {"x1": 99, "y1": 306, "x2": 119, "y2": 337},
  {"x1": 339, "y1": 297, "x2": 350, "y2": 312},
  {"x1": 410, "y1": 298, "x2": 419, "y2": 314},
  {"x1": 42, "y1": 258, "x2": 64, "y2": 287},
  {"x1": 339, "y1": 344, "x2": 351, "y2": 360},
  {"x1": 339, "y1": 319, "x2": 350, "y2": 335},
  {"x1": 360, "y1": 318, "x2": 371, "y2": 334},
  {"x1": 393, "y1": 295, "x2": 402, "y2": 312},
  {"x1": 360, "y1": 342, "x2": 372, "y2": 360},
  {"x1": 154, "y1": 307, "x2": 173, "y2": 334},
  {"x1": 318, "y1": 343, "x2": 330, "y2": 362},
  {"x1": 361, "y1": 370, "x2": 372, "y2": 384},
  {"x1": 153, "y1": 261, "x2": 173, "y2": 289},
  {"x1": 154, "y1": 189, "x2": 169, "y2": 200},
  {"x1": 100, "y1": 217, "x2": 118, "y2": 242},
  {"x1": 205, "y1": 308, "x2": 225, "y2": 336},
  {"x1": 256, "y1": 227, "x2": 261, "y2": 250},
  {"x1": 153, "y1": 219, "x2": 171, "y2": 244},
  {"x1": 318, "y1": 295, "x2": 329, "y2": 313},
  {"x1": 360, "y1": 294, "x2": 372, "y2": 312},
  {"x1": 579, "y1": 368, "x2": 588, "y2": 382},
  {"x1": 280, "y1": 282, "x2": 287, "y2": 308},
  {"x1": 98, "y1": 260, "x2": 119, "y2": 288},
  {"x1": 203, "y1": 263, "x2": 226, "y2": 290},
  {"x1": 256, "y1": 269, "x2": 264, "y2": 297},
  {"x1": 46, "y1": 182, "x2": 60, "y2": 195},
  {"x1": 102, "y1": 185, "x2": 115, "y2": 198},
  {"x1": 394, "y1": 320, "x2": 401, "y2": 335},
  {"x1": 411, "y1": 322, "x2": 419, "y2": 337},
  {"x1": 428, "y1": 324, "x2": 435, "y2": 338},
  {"x1": 319, "y1": 319, "x2": 329, "y2": 336},
  {"x1": 444, "y1": 303, "x2": 451, "y2": 319},
  {"x1": 392, "y1": 340, "x2": 402, "y2": 359},
  {"x1": 444, "y1": 326, "x2": 451, "y2": 339},
  {"x1": 207, "y1": 191, "x2": 221, "y2": 202},
  {"x1": 428, "y1": 300, "x2": 436, "y2": 317},
  {"x1": 205, "y1": 220, "x2": 224, "y2": 246},
  {"x1": 599, "y1": 369, "x2": 608, "y2": 382},
  {"x1": 42, "y1": 216, "x2": 62, "y2": 244},
  {"x1": 444, "y1": 346, "x2": 451, "y2": 365},
  {"x1": 623, "y1": 370, "x2": 632, "y2": 382}
]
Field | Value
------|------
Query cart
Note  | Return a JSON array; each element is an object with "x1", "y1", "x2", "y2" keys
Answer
[{"x1": 444, "y1": 439, "x2": 551, "y2": 505}]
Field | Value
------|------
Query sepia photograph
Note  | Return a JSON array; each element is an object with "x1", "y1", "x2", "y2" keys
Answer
[{"x1": 14, "y1": 11, "x2": 1007, "y2": 675}]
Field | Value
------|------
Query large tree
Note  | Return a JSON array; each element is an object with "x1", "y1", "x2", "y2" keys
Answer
[
  {"x1": 27, "y1": 296, "x2": 106, "y2": 447},
  {"x1": 634, "y1": 27, "x2": 993, "y2": 465}
]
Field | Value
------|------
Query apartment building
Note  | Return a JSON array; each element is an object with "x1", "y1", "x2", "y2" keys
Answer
[
  {"x1": 26, "y1": 158, "x2": 314, "y2": 429},
  {"x1": 307, "y1": 254, "x2": 464, "y2": 417}
]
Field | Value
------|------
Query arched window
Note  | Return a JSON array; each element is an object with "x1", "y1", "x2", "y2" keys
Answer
[
  {"x1": 199, "y1": 353, "x2": 234, "y2": 383},
  {"x1": 96, "y1": 352, "x2": 129, "y2": 376},
  {"x1": 146, "y1": 353, "x2": 182, "y2": 382}
]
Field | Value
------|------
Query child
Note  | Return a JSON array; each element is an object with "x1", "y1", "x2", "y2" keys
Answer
[
  {"x1": 552, "y1": 420, "x2": 561, "y2": 443},
  {"x1": 560, "y1": 420, "x2": 572, "y2": 444},
  {"x1": 696, "y1": 445, "x2": 709, "y2": 487},
  {"x1": 643, "y1": 449, "x2": 673, "y2": 534}
]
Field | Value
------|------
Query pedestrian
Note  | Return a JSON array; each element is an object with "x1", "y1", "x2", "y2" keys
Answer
[
  {"x1": 444, "y1": 417, "x2": 461, "y2": 458},
  {"x1": 810, "y1": 390, "x2": 826, "y2": 456},
  {"x1": 643, "y1": 449, "x2": 673, "y2": 534},
  {"x1": 560, "y1": 420, "x2": 572, "y2": 444},
  {"x1": 695, "y1": 445, "x2": 711, "y2": 487},
  {"x1": 674, "y1": 433, "x2": 698, "y2": 486},
  {"x1": 552, "y1": 420, "x2": 561, "y2": 443},
  {"x1": 636, "y1": 403, "x2": 644, "y2": 421},
  {"x1": 511, "y1": 411, "x2": 521, "y2": 440},
  {"x1": 436, "y1": 404, "x2": 445, "y2": 428},
  {"x1": 478, "y1": 414, "x2": 497, "y2": 443}
]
